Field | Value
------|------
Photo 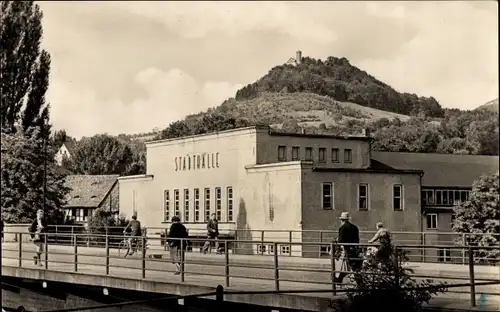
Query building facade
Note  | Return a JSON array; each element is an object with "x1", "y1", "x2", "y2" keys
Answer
[
  {"x1": 118, "y1": 126, "x2": 427, "y2": 255},
  {"x1": 55, "y1": 141, "x2": 75, "y2": 166}
]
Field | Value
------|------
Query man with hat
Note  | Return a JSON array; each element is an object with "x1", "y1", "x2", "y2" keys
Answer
[
  {"x1": 29, "y1": 209, "x2": 47, "y2": 266},
  {"x1": 335, "y1": 212, "x2": 362, "y2": 284}
]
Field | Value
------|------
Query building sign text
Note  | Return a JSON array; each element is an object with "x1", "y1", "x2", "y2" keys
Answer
[{"x1": 175, "y1": 152, "x2": 219, "y2": 171}]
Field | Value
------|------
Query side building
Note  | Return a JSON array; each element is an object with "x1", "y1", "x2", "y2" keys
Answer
[
  {"x1": 118, "y1": 126, "x2": 424, "y2": 256},
  {"x1": 64, "y1": 175, "x2": 120, "y2": 224},
  {"x1": 372, "y1": 152, "x2": 499, "y2": 263}
]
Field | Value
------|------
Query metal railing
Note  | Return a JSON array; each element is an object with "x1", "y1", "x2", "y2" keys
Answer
[
  {"x1": 4, "y1": 225, "x2": 497, "y2": 266},
  {"x1": 1, "y1": 231, "x2": 499, "y2": 309}
]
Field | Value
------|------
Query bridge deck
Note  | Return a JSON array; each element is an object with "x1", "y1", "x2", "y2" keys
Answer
[{"x1": 1, "y1": 242, "x2": 499, "y2": 311}]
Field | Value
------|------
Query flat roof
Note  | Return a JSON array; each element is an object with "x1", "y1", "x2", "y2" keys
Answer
[{"x1": 146, "y1": 125, "x2": 372, "y2": 146}]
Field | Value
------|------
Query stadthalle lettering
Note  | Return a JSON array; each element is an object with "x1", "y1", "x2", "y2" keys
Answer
[{"x1": 174, "y1": 152, "x2": 219, "y2": 171}]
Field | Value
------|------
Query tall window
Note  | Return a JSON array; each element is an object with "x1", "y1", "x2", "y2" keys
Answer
[
  {"x1": 278, "y1": 146, "x2": 287, "y2": 161},
  {"x1": 215, "y1": 187, "x2": 222, "y2": 221},
  {"x1": 204, "y1": 188, "x2": 211, "y2": 221},
  {"x1": 331, "y1": 148, "x2": 339, "y2": 163},
  {"x1": 174, "y1": 189, "x2": 180, "y2": 217},
  {"x1": 163, "y1": 190, "x2": 170, "y2": 222},
  {"x1": 292, "y1": 146, "x2": 300, "y2": 161},
  {"x1": 438, "y1": 248, "x2": 451, "y2": 262},
  {"x1": 426, "y1": 213, "x2": 438, "y2": 229},
  {"x1": 318, "y1": 148, "x2": 326, "y2": 163},
  {"x1": 184, "y1": 189, "x2": 190, "y2": 222},
  {"x1": 305, "y1": 147, "x2": 313, "y2": 161},
  {"x1": 321, "y1": 183, "x2": 333, "y2": 210},
  {"x1": 358, "y1": 184, "x2": 368, "y2": 210},
  {"x1": 393, "y1": 184, "x2": 403, "y2": 211},
  {"x1": 344, "y1": 149, "x2": 352, "y2": 163},
  {"x1": 227, "y1": 187, "x2": 233, "y2": 222},
  {"x1": 194, "y1": 188, "x2": 200, "y2": 222}
]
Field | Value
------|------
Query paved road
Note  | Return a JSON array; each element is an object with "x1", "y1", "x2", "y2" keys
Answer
[{"x1": 1, "y1": 242, "x2": 499, "y2": 310}]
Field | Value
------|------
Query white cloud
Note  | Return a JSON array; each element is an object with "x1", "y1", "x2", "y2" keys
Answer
[{"x1": 48, "y1": 68, "x2": 241, "y2": 139}]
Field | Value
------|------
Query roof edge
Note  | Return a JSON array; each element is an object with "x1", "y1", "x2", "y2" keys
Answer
[{"x1": 312, "y1": 167, "x2": 424, "y2": 175}]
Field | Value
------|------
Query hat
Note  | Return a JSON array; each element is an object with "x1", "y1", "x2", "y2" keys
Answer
[
  {"x1": 339, "y1": 212, "x2": 350, "y2": 220},
  {"x1": 171, "y1": 216, "x2": 181, "y2": 222}
]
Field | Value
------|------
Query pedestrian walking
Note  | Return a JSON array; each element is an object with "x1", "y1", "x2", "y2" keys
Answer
[
  {"x1": 167, "y1": 216, "x2": 188, "y2": 275},
  {"x1": 29, "y1": 209, "x2": 47, "y2": 266},
  {"x1": 202, "y1": 213, "x2": 220, "y2": 254},
  {"x1": 335, "y1": 212, "x2": 362, "y2": 284}
]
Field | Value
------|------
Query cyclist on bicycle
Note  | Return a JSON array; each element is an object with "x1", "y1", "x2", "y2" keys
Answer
[{"x1": 123, "y1": 215, "x2": 142, "y2": 255}]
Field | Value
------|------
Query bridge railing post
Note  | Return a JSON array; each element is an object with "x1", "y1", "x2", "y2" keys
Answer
[
  {"x1": 180, "y1": 239, "x2": 185, "y2": 282},
  {"x1": 274, "y1": 242, "x2": 279, "y2": 291},
  {"x1": 216, "y1": 285, "x2": 224, "y2": 309},
  {"x1": 468, "y1": 246, "x2": 476, "y2": 307},
  {"x1": 260, "y1": 231, "x2": 265, "y2": 255},
  {"x1": 330, "y1": 242, "x2": 336, "y2": 294},
  {"x1": 141, "y1": 236, "x2": 146, "y2": 279},
  {"x1": 74, "y1": 234, "x2": 78, "y2": 272},
  {"x1": 18, "y1": 233, "x2": 22, "y2": 267},
  {"x1": 105, "y1": 234, "x2": 110, "y2": 275},
  {"x1": 288, "y1": 231, "x2": 292, "y2": 257},
  {"x1": 44, "y1": 233, "x2": 48, "y2": 270},
  {"x1": 224, "y1": 240, "x2": 230, "y2": 287}
]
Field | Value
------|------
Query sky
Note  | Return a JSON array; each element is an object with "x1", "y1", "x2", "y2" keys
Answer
[{"x1": 38, "y1": 1, "x2": 498, "y2": 139}]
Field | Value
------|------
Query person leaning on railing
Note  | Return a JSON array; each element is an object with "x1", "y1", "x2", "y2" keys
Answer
[
  {"x1": 29, "y1": 209, "x2": 47, "y2": 267},
  {"x1": 167, "y1": 216, "x2": 189, "y2": 275}
]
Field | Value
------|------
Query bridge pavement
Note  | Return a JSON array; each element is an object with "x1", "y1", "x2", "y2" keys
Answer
[{"x1": 1, "y1": 242, "x2": 499, "y2": 311}]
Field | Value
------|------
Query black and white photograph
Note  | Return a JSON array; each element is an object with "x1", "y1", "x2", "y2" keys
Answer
[{"x1": 1, "y1": 1, "x2": 498, "y2": 312}]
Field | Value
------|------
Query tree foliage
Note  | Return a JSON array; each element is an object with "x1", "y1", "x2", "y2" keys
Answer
[
  {"x1": 1, "y1": 128, "x2": 70, "y2": 223},
  {"x1": 330, "y1": 248, "x2": 446, "y2": 312},
  {"x1": 453, "y1": 173, "x2": 500, "y2": 263},
  {"x1": 63, "y1": 134, "x2": 146, "y2": 176},
  {"x1": 1, "y1": 1, "x2": 51, "y2": 138}
]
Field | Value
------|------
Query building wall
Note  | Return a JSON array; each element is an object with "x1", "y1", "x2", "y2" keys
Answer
[
  {"x1": 256, "y1": 132, "x2": 371, "y2": 169},
  {"x1": 118, "y1": 176, "x2": 155, "y2": 230},
  {"x1": 54, "y1": 144, "x2": 71, "y2": 165},
  {"x1": 99, "y1": 182, "x2": 119, "y2": 214},
  {"x1": 300, "y1": 170, "x2": 422, "y2": 257}
]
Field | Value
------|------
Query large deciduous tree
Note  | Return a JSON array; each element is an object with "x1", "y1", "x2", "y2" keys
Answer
[
  {"x1": 1, "y1": 1, "x2": 69, "y2": 223},
  {"x1": 453, "y1": 173, "x2": 500, "y2": 263}
]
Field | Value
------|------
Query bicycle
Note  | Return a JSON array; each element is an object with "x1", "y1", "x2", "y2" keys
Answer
[{"x1": 118, "y1": 234, "x2": 142, "y2": 257}]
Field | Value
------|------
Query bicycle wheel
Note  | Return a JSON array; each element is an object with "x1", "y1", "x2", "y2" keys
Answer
[{"x1": 118, "y1": 240, "x2": 130, "y2": 257}]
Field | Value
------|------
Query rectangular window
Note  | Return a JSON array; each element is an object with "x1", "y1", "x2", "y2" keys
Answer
[
  {"x1": 443, "y1": 190, "x2": 449, "y2": 205},
  {"x1": 435, "y1": 190, "x2": 442, "y2": 205},
  {"x1": 227, "y1": 186, "x2": 233, "y2": 222},
  {"x1": 164, "y1": 190, "x2": 170, "y2": 222},
  {"x1": 174, "y1": 189, "x2": 180, "y2": 217},
  {"x1": 215, "y1": 187, "x2": 222, "y2": 221},
  {"x1": 393, "y1": 184, "x2": 403, "y2": 211},
  {"x1": 438, "y1": 248, "x2": 451, "y2": 262},
  {"x1": 321, "y1": 182, "x2": 333, "y2": 210},
  {"x1": 453, "y1": 190, "x2": 461, "y2": 204},
  {"x1": 184, "y1": 189, "x2": 190, "y2": 222},
  {"x1": 267, "y1": 244, "x2": 275, "y2": 255},
  {"x1": 426, "y1": 213, "x2": 438, "y2": 229},
  {"x1": 460, "y1": 190, "x2": 468, "y2": 202},
  {"x1": 194, "y1": 188, "x2": 200, "y2": 222},
  {"x1": 278, "y1": 145, "x2": 287, "y2": 161},
  {"x1": 292, "y1": 146, "x2": 300, "y2": 161},
  {"x1": 451, "y1": 214, "x2": 456, "y2": 228},
  {"x1": 358, "y1": 184, "x2": 368, "y2": 210},
  {"x1": 305, "y1": 147, "x2": 313, "y2": 161},
  {"x1": 331, "y1": 148, "x2": 339, "y2": 163},
  {"x1": 204, "y1": 188, "x2": 211, "y2": 221},
  {"x1": 279, "y1": 245, "x2": 290, "y2": 255},
  {"x1": 318, "y1": 148, "x2": 326, "y2": 163},
  {"x1": 344, "y1": 149, "x2": 352, "y2": 163}
]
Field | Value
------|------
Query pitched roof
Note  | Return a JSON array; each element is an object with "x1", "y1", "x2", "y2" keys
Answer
[
  {"x1": 63, "y1": 140, "x2": 76, "y2": 155},
  {"x1": 64, "y1": 175, "x2": 118, "y2": 208},
  {"x1": 371, "y1": 151, "x2": 499, "y2": 187}
]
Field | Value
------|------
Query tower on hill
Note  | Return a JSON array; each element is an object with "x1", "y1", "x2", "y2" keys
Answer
[{"x1": 286, "y1": 50, "x2": 303, "y2": 66}]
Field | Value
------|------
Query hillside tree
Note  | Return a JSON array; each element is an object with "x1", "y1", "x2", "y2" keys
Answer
[{"x1": 453, "y1": 173, "x2": 500, "y2": 263}]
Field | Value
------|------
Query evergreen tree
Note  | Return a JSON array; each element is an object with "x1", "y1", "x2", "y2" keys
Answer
[
  {"x1": 453, "y1": 173, "x2": 500, "y2": 263},
  {"x1": 1, "y1": 1, "x2": 51, "y2": 137},
  {"x1": 1, "y1": 127, "x2": 70, "y2": 223}
]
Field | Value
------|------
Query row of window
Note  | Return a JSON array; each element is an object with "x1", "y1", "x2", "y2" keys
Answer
[
  {"x1": 421, "y1": 189, "x2": 470, "y2": 206},
  {"x1": 278, "y1": 146, "x2": 352, "y2": 164},
  {"x1": 256, "y1": 244, "x2": 291, "y2": 255},
  {"x1": 321, "y1": 183, "x2": 404, "y2": 211},
  {"x1": 65, "y1": 208, "x2": 90, "y2": 222},
  {"x1": 164, "y1": 187, "x2": 233, "y2": 223}
]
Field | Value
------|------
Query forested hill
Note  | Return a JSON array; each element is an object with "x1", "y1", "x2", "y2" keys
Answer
[{"x1": 235, "y1": 56, "x2": 444, "y2": 118}]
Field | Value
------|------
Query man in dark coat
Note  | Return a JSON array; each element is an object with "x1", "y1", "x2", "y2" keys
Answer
[
  {"x1": 167, "y1": 216, "x2": 189, "y2": 275},
  {"x1": 335, "y1": 212, "x2": 362, "y2": 284},
  {"x1": 29, "y1": 209, "x2": 48, "y2": 266}
]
